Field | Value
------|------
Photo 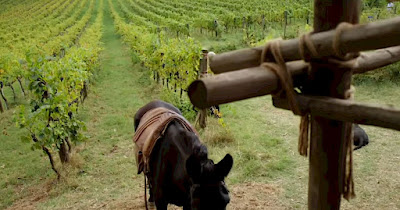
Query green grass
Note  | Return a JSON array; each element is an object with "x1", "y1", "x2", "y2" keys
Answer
[
  {"x1": 0, "y1": 109, "x2": 52, "y2": 209},
  {"x1": 341, "y1": 81, "x2": 400, "y2": 209},
  {"x1": 0, "y1": 65, "x2": 50, "y2": 209}
]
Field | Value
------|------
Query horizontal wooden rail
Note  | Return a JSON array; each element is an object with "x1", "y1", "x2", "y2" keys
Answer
[
  {"x1": 188, "y1": 46, "x2": 400, "y2": 109},
  {"x1": 188, "y1": 63, "x2": 302, "y2": 109},
  {"x1": 354, "y1": 45, "x2": 400, "y2": 74},
  {"x1": 272, "y1": 95, "x2": 400, "y2": 131},
  {"x1": 210, "y1": 16, "x2": 400, "y2": 73}
]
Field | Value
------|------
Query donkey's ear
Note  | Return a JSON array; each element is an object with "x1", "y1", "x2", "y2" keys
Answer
[
  {"x1": 216, "y1": 154, "x2": 233, "y2": 177},
  {"x1": 186, "y1": 154, "x2": 201, "y2": 178}
]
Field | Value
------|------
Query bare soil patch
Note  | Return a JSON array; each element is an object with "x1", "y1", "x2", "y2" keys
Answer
[
  {"x1": 6, "y1": 181, "x2": 54, "y2": 210},
  {"x1": 106, "y1": 182, "x2": 284, "y2": 210}
]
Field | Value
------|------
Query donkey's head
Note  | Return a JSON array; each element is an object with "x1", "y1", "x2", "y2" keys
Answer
[{"x1": 186, "y1": 149, "x2": 233, "y2": 210}]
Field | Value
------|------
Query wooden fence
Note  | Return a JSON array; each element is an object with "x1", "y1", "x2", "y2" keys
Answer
[{"x1": 188, "y1": 1, "x2": 400, "y2": 209}]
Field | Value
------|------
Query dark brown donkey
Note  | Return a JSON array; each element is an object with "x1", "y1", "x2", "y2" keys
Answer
[{"x1": 134, "y1": 100, "x2": 233, "y2": 210}]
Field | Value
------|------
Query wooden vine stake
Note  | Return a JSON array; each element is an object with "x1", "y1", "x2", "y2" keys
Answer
[
  {"x1": 0, "y1": 97, "x2": 4, "y2": 113},
  {"x1": 284, "y1": 11, "x2": 288, "y2": 39},
  {"x1": 196, "y1": 50, "x2": 208, "y2": 128},
  {"x1": 306, "y1": 1, "x2": 360, "y2": 209}
]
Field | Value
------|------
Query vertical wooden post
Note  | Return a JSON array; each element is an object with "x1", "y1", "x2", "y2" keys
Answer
[
  {"x1": 284, "y1": 11, "x2": 288, "y2": 39},
  {"x1": 199, "y1": 50, "x2": 208, "y2": 78},
  {"x1": 214, "y1": 20, "x2": 219, "y2": 37},
  {"x1": 197, "y1": 50, "x2": 208, "y2": 129},
  {"x1": 159, "y1": 52, "x2": 164, "y2": 84},
  {"x1": 0, "y1": 97, "x2": 4, "y2": 113},
  {"x1": 262, "y1": 14, "x2": 266, "y2": 36},
  {"x1": 308, "y1": 1, "x2": 360, "y2": 210}
]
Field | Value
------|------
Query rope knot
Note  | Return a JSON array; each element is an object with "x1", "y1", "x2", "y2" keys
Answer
[
  {"x1": 261, "y1": 41, "x2": 304, "y2": 116},
  {"x1": 259, "y1": 21, "x2": 359, "y2": 200}
]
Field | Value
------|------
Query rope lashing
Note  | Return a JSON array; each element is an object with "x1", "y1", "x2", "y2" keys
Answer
[
  {"x1": 299, "y1": 33, "x2": 319, "y2": 61},
  {"x1": 260, "y1": 22, "x2": 359, "y2": 200},
  {"x1": 333, "y1": 22, "x2": 354, "y2": 59},
  {"x1": 261, "y1": 41, "x2": 303, "y2": 116},
  {"x1": 297, "y1": 32, "x2": 321, "y2": 157},
  {"x1": 344, "y1": 85, "x2": 356, "y2": 200},
  {"x1": 333, "y1": 23, "x2": 357, "y2": 200}
]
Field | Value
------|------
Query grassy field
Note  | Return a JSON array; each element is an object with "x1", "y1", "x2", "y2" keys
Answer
[{"x1": 1, "y1": 1, "x2": 400, "y2": 210}]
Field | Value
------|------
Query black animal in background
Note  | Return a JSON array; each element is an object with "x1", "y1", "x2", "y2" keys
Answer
[{"x1": 353, "y1": 124, "x2": 369, "y2": 150}]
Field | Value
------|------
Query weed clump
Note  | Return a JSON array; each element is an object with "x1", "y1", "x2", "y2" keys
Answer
[{"x1": 199, "y1": 118, "x2": 235, "y2": 146}]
